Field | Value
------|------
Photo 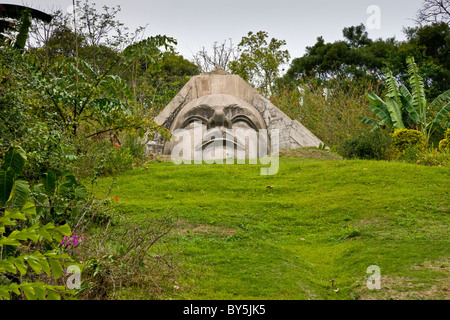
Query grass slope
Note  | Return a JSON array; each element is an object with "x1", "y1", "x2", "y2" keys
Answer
[{"x1": 94, "y1": 157, "x2": 449, "y2": 300}]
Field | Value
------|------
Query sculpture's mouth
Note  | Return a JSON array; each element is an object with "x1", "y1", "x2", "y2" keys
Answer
[
  {"x1": 194, "y1": 129, "x2": 247, "y2": 151},
  {"x1": 195, "y1": 137, "x2": 245, "y2": 151}
]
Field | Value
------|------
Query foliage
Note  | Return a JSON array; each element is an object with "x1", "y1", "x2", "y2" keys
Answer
[
  {"x1": 31, "y1": 170, "x2": 89, "y2": 226},
  {"x1": 338, "y1": 129, "x2": 392, "y2": 160},
  {"x1": 74, "y1": 216, "x2": 175, "y2": 299},
  {"x1": 229, "y1": 31, "x2": 290, "y2": 96},
  {"x1": 391, "y1": 22, "x2": 450, "y2": 100},
  {"x1": 438, "y1": 128, "x2": 450, "y2": 151},
  {"x1": 284, "y1": 24, "x2": 389, "y2": 83},
  {"x1": 0, "y1": 146, "x2": 76, "y2": 300},
  {"x1": 129, "y1": 51, "x2": 199, "y2": 117},
  {"x1": 359, "y1": 57, "x2": 450, "y2": 143},
  {"x1": 391, "y1": 129, "x2": 426, "y2": 158},
  {"x1": 284, "y1": 23, "x2": 450, "y2": 101},
  {"x1": 416, "y1": 148, "x2": 450, "y2": 166},
  {"x1": 271, "y1": 76, "x2": 381, "y2": 147}
]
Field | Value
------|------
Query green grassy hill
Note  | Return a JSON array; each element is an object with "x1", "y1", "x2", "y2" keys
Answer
[{"x1": 93, "y1": 157, "x2": 449, "y2": 300}]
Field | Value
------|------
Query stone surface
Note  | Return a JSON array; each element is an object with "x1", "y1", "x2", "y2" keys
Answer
[{"x1": 146, "y1": 67, "x2": 324, "y2": 156}]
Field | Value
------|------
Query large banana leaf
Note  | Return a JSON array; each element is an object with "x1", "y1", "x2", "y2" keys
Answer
[
  {"x1": 432, "y1": 101, "x2": 450, "y2": 126},
  {"x1": 367, "y1": 92, "x2": 385, "y2": 107},
  {"x1": 429, "y1": 89, "x2": 450, "y2": 127},
  {"x1": 385, "y1": 97, "x2": 405, "y2": 129},
  {"x1": 1, "y1": 146, "x2": 26, "y2": 176},
  {"x1": 406, "y1": 57, "x2": 427, "y2": 123},
  {"x1": 6, "y1": 178, "x2": 30, "y2": 209},
  {"x1": 399, "y1": 85, "x2": 420, "y2": 124},
  {"x1": 0, "y1": 168, "x2": 15, "y2": 207},
  {"x1": 358, "y1": 116, "x2": 384, "y2": 127},
  {"x1": 367, "y1": 93, "x2": 393, "y2": 127},
  {"x1": 385, "y1": 70, "x2": 401, "y2": 104},
  {"x1": 0, "y1": 4, "x2": 52, "y2": 23}
]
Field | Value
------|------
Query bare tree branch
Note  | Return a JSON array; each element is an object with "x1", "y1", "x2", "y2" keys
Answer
[
  {"x1": 192, "y1": 38, "x2": 238, "y2": 72},
  {"x1": 415, "y1": 0, "x2": 450, "y2": 25}
]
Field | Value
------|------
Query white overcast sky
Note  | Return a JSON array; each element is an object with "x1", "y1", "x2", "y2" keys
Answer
[{"x1": 5, "y1": 0, "x2": 425, "y2": 63}]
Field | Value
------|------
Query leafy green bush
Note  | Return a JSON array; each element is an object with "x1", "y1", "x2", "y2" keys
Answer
[
  {"x1": 438, "y1": 128, "x2": 450, "y2": 151},
  {"x1": 104, "y1": 145, "x2": 134, "y2": 176},
  {"x1": 0, "y1": 146, "x2": 77, "y2": 300},
  {"x1": 338, "y1": 129, "x2": 392, "y2": 160},
  {"x1": 391, "y1": 129, "x2": 426, "y2": 159},
  {"x1": 31, "y1": 170, "x2": 89, "y2": 226},
  {"x1": 416, "y1": 148, "x2": 450, "y2": 167},
  {"x1": 69, "y1": 138, "x2": 134, "y2": 179},
  {"x1": 120, "y1": 133, "x2": 147, "y2": 165}
]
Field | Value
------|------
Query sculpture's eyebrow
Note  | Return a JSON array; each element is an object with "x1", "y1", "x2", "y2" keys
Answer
[{"x1": 185, "y1": 104, "x2": 214, "y2": 118}]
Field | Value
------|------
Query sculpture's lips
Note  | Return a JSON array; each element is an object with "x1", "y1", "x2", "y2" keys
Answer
[{"x1": 195, "y1": 138, "x2": 245, "y2": 151}]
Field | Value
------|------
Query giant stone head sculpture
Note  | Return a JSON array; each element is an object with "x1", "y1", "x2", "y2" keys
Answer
[
  {"x1": 147, "y1": 67, "x2": 324, "y2": 159},
  {"x1": 164, "y1": 94, "x2": 269, "y2": 160}
]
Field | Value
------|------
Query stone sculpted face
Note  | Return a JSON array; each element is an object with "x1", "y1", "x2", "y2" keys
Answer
[{"x1": 166, "y1": 94, "x2": 268, "y2": 159}]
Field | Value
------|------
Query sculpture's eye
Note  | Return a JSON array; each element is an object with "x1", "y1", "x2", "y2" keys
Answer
[
  {"x1": 182, "y1": 116, "x2": 207, "y2": 129},
  {"x1": 231, "y1": 115, "x2": 258, "y2": 131}
]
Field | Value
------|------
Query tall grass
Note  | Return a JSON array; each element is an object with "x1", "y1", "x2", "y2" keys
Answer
[{"x1": 272, "y1": 78, "x2": 383, "y2": 148}]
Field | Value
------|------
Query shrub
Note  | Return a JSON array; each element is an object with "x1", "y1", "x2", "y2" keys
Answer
[
  {"x1": 120, "y1": 132, "x2": 147, "y2": 166},
  {"x1": 416, "y1": 148, "x2": 450, "y2": 167},
  {"x1": 104, "y1": 146, "x2": 134, "y2": 176},
  {"x1": 438, "y1": 128, "x2": 450, "y2": 151},
  {"x1": 338, "y1": 129, "x2": 392, "y2": 160},
  {"x1": 391, "y1": 129, "x2": 426, "y2": 159},
  {"x1": 72, "y1": 215, "x2": 176, "y2": 299},
  {"x1": 69, "y1": 138, "x2": 134, "y2": 179},
  {"x1": 0, "y1": 146, "x2": 77, "y2": 300}
]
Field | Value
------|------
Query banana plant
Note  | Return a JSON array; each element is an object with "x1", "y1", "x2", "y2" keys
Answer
[
  {"x1": 359, "y1": 57, "x2": 450, "y2": 143},
  {"x1": 0, "y1": 146, "x2": 29, "y2": 209},
  {"x1": 0, "y1": 4, "x2": 52, "y2": 51}
]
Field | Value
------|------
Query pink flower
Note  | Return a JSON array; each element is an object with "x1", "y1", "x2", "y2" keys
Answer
[
  {"x1": 115, "y1": 197, "x2": 119, "y2": 201},
  {"x1": 114, "y1": 143, "x2": 120, "y2": 147}
]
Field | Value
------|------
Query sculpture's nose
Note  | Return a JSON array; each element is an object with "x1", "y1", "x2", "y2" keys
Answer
[{"x1": 207, "y1": 109, "x2": 232, "y2": 131}]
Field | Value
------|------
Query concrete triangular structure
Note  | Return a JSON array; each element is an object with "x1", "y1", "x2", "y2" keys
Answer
[{"x1": 147, "y1": 67, "x2": 324, "y2": 154}]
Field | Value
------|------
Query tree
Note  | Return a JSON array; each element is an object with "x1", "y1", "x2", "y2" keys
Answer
[
  {"x1": 140, "y1": 52, "x2": 199, "y2": 112},
  {"x1": 398, "y1": 22, "x2": 450, "y2": 99},
  {"x1": 229, "y1": 31, "x2": 290, "y2": 96},
  {"x1": 415, "y1": 0, "x2": 450, "y2": 25},
  {"x1": 342, "y1": 24, "x2": 373, "y2": 48},
  {"x1": 192, "y1": 38, "x2": 238, "y2": 72},
  {"x1": 284, "y1": 24, "x2": 394, "y2": 84}
]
